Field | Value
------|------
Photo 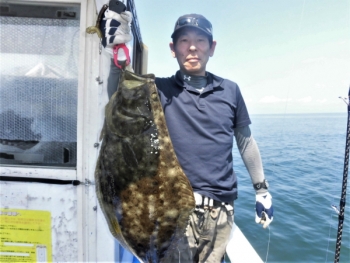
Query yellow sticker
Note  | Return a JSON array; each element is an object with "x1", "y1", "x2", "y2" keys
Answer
[{"x1": 0, "y1": 209, "x2": 52, "y2": 262}]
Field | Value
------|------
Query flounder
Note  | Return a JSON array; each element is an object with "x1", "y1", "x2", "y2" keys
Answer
[{"x1": 95, "y1": 70, "x2": 195, "y2": 262}]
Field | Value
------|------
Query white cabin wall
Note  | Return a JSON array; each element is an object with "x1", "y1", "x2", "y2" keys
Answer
[
  {"x1": 80, "y1": 0, "x2": 116, "y2": 262},
  {"x1": 0, "y1": 0, "x2": 116, "y2": 261},
  {"x1": 0, "y1": 181, "x2": 79, "y2": 262}
]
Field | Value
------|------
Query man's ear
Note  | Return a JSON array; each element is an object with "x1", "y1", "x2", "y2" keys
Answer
[
  {"x1": 209, "y1": 40, "x2": 217, "y2": 57},
  {"x1": 169, "y1": 42, "x2": 176, "y2": 58}
]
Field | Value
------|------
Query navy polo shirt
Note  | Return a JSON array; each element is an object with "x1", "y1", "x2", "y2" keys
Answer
[{"x1": 155, "y1": 71, "x2": 251, "y2": 202}]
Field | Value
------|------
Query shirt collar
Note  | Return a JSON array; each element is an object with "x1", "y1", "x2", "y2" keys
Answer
[{"x1": 174, "y1": 70, "x2": 224, "y2": 91}]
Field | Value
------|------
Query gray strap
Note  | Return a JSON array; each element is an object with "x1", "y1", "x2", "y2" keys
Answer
[{"x1": 107, "y1": 59, "x2": 123, "y2": 99}]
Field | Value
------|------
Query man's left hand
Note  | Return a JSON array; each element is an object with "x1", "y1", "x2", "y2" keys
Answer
[{"x1": 255, "y1": 192, "x2": 274, "y2": 228}]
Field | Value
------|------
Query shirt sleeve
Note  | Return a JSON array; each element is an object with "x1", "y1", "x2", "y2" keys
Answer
[{"x1": 234, "y1": 86, "x2": 251, "y2": 128}]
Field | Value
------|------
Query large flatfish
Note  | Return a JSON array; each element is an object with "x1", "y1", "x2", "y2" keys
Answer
[{"x1": 95, "y1": 70, "x2": 195, "y2": 262}]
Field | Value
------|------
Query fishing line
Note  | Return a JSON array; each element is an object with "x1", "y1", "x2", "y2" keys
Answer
[
  {"x1": 260, "y1": 1, "x2": 306, "y2": 262},
  {"x1": 274, "y1": 0, "x2": 306, "y2": 176},
  {"x1": 333, "y1": 93, "x2": 350, "y2": 263},
  {"x1": 264, "y1": 225, "x2": 271, "y2": 263},
  {"x1": 325, "y1": 121, "x2": 347, "y2": 262},
  {"x1": 326, "y1": 1, "x2": 350, "y2": 260},
  {"x1": 325, "y1": 205, "x2": 337, "y2": 262},
  {"x1": 281, "y1": 0, "x2": 305, "y2": 116},
  {"x1": 325, "y1": 102, "x2": 350, "y2": 262},
  {"x1": 325, "y1": 0, "x2": 350, "y2": 262}
]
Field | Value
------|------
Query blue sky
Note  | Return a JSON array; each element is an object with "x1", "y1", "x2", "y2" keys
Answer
[{"x1": 135, "y1": 0, "x2": 350, "y2": 114}]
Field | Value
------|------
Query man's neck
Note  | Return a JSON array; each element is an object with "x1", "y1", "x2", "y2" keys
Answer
[{"x1": 180, "y1": 71, "x2": 208, "y2": 89}]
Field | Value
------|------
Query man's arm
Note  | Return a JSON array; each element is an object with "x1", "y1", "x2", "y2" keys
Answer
[
  {"x1": 234, "y1": 125, "x2": 267, "y2": 194},
  {"x1": 234, "y1": 125, "x2": 273, "y2": 228}
]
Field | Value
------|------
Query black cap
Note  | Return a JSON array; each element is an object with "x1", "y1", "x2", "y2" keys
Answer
[{"x1": 171, "y1": 14, "x2": 213, "y2": 39}]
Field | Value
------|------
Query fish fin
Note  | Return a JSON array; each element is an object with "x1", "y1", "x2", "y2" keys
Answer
[
  {"x1": 100, "y1": 205, "x2": 127, "y2": 245},
  {"x1": 108, "y1": 216, "x2": 142, "y2": 262},
  {"x1": 109, "y1": 215, "x2": 123, "y2": 237},
  {"x1": 122, "y1": 140, "x2": 138, "y2": 167},
  {"x1": 99, "y1": 119, "x2": 107, "y2": 141}
]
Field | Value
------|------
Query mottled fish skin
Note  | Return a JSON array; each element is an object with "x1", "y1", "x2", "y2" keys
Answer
[{"x1": 95, "y1": 70, "x2": 195, "y2": 263}]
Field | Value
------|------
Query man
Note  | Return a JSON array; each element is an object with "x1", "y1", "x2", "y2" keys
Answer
[{"x1": 103, "y1": 11, "x2": 273, "y2": 263}]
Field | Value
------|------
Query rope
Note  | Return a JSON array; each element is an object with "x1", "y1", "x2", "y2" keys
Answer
[{"x1": 333, "y1": 87, "x2": 350, "y2": 263}]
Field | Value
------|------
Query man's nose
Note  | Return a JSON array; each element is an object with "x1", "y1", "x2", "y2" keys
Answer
[{"x1": 189, "y1": 43, "x2": 197, "y2": 51}]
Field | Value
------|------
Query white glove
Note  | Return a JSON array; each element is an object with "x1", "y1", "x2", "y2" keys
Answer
[
  {"x1": 102, "y1": 9, "x2": 133, "y2": 59},
  {"x1": 255, "y1": 192, "x2": 274, "y2": 228}
]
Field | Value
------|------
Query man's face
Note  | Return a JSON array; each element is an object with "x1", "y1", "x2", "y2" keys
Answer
[{"x1": 170, "y1": 28, "x2": 216, "y2": 76}]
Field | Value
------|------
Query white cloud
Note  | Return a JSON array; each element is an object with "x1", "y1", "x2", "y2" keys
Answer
[
  {"x1": 259, "y1": 96, "x2": 292, "y2": 104},
  {"x1": 298, "y1": 96, "x2": 313, "y2": 103}
]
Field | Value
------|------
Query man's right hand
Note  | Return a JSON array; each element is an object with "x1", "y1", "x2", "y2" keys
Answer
[{"x1": 255, "y1": 192, "x2": 274, "y2": 228}]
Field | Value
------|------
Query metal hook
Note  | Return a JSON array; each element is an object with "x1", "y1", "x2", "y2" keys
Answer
[{"x1": 331, "y1": 204, "x2": 340, "y2": 215}]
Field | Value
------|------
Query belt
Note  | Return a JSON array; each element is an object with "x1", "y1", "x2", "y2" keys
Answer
[
  {"x1": 213, "y1": 199, "x2": 224, "y2": 207},
  {"x1": 194, "y1": 193, "x2": 234, "y2": 212}
]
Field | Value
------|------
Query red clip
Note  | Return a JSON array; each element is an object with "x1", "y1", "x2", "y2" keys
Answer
[{"x1": 113, "y1": 44, "x2": 130, "y2": 69}]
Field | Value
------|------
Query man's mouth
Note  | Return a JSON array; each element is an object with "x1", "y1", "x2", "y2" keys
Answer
[{"x1": 186, "y1": 57, "x2": 199, "y2": 63}]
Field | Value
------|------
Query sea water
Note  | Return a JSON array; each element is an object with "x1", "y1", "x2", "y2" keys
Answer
[{"x1": 233, "y1": 113, "x2": 350, "y2": 263}]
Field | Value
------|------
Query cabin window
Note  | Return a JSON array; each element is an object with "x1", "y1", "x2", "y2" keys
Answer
[{"x1": 0, "y1": 2, "x2": 80, "y2": 168}]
